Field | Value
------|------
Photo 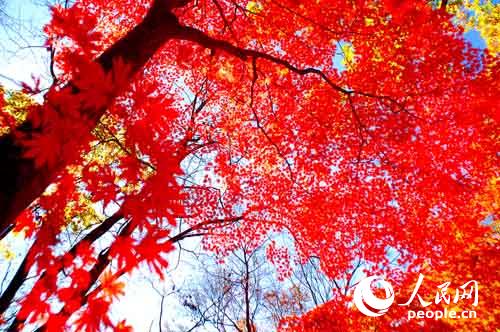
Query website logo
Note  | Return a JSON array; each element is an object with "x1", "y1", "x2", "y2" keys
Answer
[
  {"x1": 353, "y1": 274, "x2": 479, "y2": 320},
  {"x1": 353, "y1": 276, "x2": 395, "y2": 317}
]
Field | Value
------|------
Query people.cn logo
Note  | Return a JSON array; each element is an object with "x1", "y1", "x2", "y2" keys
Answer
[{"x1": 353, "y1": 276, "x2": 395, "y2": 317}]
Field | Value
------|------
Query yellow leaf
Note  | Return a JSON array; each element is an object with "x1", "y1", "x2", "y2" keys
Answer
[
  {"x1": 0, "y1": 243, "x2": 15, "y2": 261},
  {"x1": 246, "y1": 1, "x2": 263, "y2": 14},
  {"x1": 340, "y1": 43, "x2": 356, "y2": 69},
  {"x1": 451, "y1": 0, "x2": 500, "y2": 54},
  {"x1": 364, "y1": 18, "x2": 375, "y2": 26},
  {"x1": 99, "y1": 270, "x2": 125, "y2": 301}
]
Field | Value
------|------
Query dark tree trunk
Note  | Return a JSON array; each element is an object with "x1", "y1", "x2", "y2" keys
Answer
[{"x1": 0, "y1": 0, "x2": 187, "y2": 239}]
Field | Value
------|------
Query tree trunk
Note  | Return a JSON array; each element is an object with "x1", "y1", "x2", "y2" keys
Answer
[{"x1": 0, "y1": 0, "x2": 187, "y2": 238}]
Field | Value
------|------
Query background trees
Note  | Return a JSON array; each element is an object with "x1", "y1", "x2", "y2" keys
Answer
[
  {"x1": 0, "y1": 0, "x2": 498, "y2": 331},
  {"x1": 157, "y1": 239, "x2": 361, "y2": 331}
]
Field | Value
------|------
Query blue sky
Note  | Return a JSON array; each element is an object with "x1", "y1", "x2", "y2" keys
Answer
[{"x1": 0, "y1": 0, "x2": 51, "y2": 89}]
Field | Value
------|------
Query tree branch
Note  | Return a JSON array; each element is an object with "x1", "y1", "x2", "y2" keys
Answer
[
  {"x1": 440, "y1": 0, "x2": 448, "y2": 12},
  {"x1": 0, "y1": 211, "x2": 123, "y2": 323}
]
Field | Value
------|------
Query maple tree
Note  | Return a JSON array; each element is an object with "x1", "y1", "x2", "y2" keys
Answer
[{"x1": 0, "y1": 0, "x2": 498, "y2": 331}]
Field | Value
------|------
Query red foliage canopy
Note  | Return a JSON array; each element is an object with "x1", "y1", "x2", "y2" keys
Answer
[{"x1": 0, "y1": 0, "x2": 498, "y2": 330}]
